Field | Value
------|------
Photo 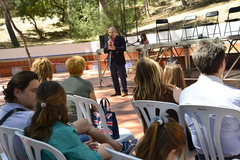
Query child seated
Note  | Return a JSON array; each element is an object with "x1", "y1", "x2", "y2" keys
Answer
[{"x1": 135, "y1": 116, "x2": 186, "y2": 160}]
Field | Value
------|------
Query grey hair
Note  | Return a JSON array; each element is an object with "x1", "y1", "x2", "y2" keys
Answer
[{"x1": 109, "y1": 27, "x2": 117, "y2": 32}]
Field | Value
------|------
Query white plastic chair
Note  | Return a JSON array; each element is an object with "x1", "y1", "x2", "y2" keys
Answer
[
  {"x1": 15, "y1": 131, "x2": 66, "y2": 160},
  {"x1": 132, "y1": 100, "x2": 185, "y2": 130},
  {"x1": 66, "y1": 94, "x2": 87, "y2": 120},
  {"x1": 180, "y1": 105, "x2": 240, "y2": 160},
  {"x1": 104, "y1": 147, "x2": 142, "y2": 160},
  {"x1": 73, "y1": 95, "x2": 135, "y2": 142},
  {"x1": 0, "y1": 126, "x2": 23, "y2": 160}
]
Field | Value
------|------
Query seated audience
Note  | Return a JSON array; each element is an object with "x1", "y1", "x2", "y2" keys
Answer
[
  {"x1": 0, "y1": 71, "x2": 39, "y2": 160},
  {"x1": 24, "y1": 81, "x2": 115, "y2": 160},
  {"x1": 0, "y1": 71, "x2": 121, "y2": 160},
  {"x1": 180, "y1": 39, "x2": 240, "y2": 159},
  {"x1": 133, "y1": 57, "x2": 181, "y2": 132},
  {"x1": 61, "y1": 56, "x2": 97, "y2": 122},
  {"x1": 163, "y1": 63, "x2": 186, "y2": 89},
  {"x1": 31, "y1": 57, "x2": 53, "y2": 82},
  {"x1": 135, "y1": 117, "x2": 186, "y2": 160}
]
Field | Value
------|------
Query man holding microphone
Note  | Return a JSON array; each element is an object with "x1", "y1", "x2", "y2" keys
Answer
[{"x1": 104, "y1": 27, "x2": 128, "y2": 97}]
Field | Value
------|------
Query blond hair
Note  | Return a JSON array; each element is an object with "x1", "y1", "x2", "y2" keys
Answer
[
  {"x1": 134, "y1": 57, "x2": 165, "y2": 100},
  {"x1": 65, "y1": 56, "x2": 86, "y2": 76},
  {"x1": 31, "y1": 57, "x2": 53, "y2": 83},
  {"x1": 163, "y1": 63, "x2": 186, "y2": 89}
]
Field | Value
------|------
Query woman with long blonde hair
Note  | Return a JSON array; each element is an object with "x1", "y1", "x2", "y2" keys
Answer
[
  {"x1": 134, "y1": 57, "x2": 180, "y2": 102},
  {"x1": 163, "y1": 63, "x2": 186, "y2": 89},
  {"x1": 31, "y1": 57, "x2": 53, "y2": 82},
  {"x1": 135, "y1": 117, "x2": 186, "y2": 160},
  {"x1": 133, "y1": 57, "x2": 181, "y2": 132}
]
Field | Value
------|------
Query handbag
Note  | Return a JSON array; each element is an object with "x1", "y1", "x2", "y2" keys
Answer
[{"x1": 91, "y1": 98, "x2": 120, "y2": 139}]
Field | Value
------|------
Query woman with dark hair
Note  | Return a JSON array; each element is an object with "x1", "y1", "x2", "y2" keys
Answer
[
  {"x1": 24, "y1": 81, "x2": 116, "y2": 160},
  {"x1": 135, "y1": 117, "x2": 186, "y2": 160},
  {"x1": 0, "y1": 71, "x2": 39, "y2": 160},
  {"x1": 139, "y1": 33, "x2": 149, "y2": 45}
]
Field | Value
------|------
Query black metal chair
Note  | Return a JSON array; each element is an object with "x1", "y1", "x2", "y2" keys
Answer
[
  {"x1": 156, "y1": 19, "x2": 172, "y2": 43},
  {"x1": 224, "y1": 6, "x2": 240, "y2": 36},
  {"x1": 202, "y1": 11, "x2": 221, "y2": 37},
  {"x1": 181, "y1": 15, "x2": 198, "y2": 40}
]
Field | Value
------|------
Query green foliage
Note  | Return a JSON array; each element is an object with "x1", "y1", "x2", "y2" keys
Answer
[{"x1": 67, "y1": 2, "x2": 103, "y2": 40}]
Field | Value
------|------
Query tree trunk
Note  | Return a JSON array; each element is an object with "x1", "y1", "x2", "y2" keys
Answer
[
  {"x1": 3, "y1": 9, "x2": 20, "y2": 47},
  {"x1": 28, "y1": 15, "x2": 45, "y2": 39},
  {"x1": 0, "y1": 0, "x2": 32, "y2": 67}
]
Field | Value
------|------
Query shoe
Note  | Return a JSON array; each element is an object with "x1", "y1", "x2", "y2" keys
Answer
[
  {"x1": 111, "y1": 93, "x2": 121, "y2": 97},
  {"x1": 121, "y1": 139, "x2": 138, "y2": 154},
  {"x1": 121, "y1": 92, "x2": 128, "y2": 97}
]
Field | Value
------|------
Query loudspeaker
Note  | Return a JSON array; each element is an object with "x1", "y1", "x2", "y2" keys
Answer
[{"x1": 99, "y1": 35, "x2": 108, "y2": 49}]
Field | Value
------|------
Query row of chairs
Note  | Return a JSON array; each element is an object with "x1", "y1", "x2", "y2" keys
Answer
[
  {"x1": 1, "y1": 96, "x2": 239, "y2": 160},
  {"x1": 0, "y1": 126, "x2": 140, "y2": 160},
  {"x1": 156, "y1": 6, "x2": 240, "y2": 42},
  {"x1": 132, "y1": 100, "x2": 240, "y2": 160}
]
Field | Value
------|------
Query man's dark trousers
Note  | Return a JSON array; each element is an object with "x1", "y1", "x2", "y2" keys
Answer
[{"x1": 110, "y1": 62, "x2": 128, "y2": 94}]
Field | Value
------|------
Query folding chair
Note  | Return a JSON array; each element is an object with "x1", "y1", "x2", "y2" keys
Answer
[
  {"x1": 0, "y1": 126, "x2": 23, "y2": 160},
  {"x1": 181, "y1": 15, "x2": 198, "y2": 40},
  {"x1": 104, "y1": 147, "x2": 142, "y2": 160},
  {"x1": 180, "y1": 105, "x2": 240, "y2": 160},
  {"x1": 202, "y1": 11, "x2": 221, "y2": 37},
  {"x1": 156, "y1": 19, "x2": 172, "y2": 43},
  {"x1": 72, "y1": 95, "x2": 135, "y2": 142},
  {"x1": 15, "y1": 131, "x2": 66, "y2": 160},
  {"x1": 224, "y1": 6, "x2": 240, "y2": 36}
]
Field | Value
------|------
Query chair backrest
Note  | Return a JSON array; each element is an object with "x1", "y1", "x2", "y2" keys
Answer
[
  {"x1": 104, "y1": 147, "x2": 142, "y2": 160},
  {"x1": 183, "y1": 15, "x2": 197, "y2": 28},
  {"x1": 156, "y1": 19, "x2": 171, "y2": 42},
  {"x1": 156, "y1": 19, "x2": 169, "y2": 28},
  {"x1": 0, "y1": 126, "x2": 23, "y2": 160},
  {"x1": 66, "y1": 94, "x2": 85, "y2": 120},
  {"x1": 227, "y1": 6, "x2": 240, "y2": 19},
  {"x1": 73, "y1": 95, "x2": 112, "y2": 139},
  {"x1": 15, "y1": 131, "x2": 66, "y2": 160},
  {"x1": 205, "y1": 11, "x2": 219, "y2": 23},
  {"x1": 180, "y1": 105, "x2": 240, "y2": 160},
  {"x1": 132, "y1": 100, "x2": 185, "y2": 130}
]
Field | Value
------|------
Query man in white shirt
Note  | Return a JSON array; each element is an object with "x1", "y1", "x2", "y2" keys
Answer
[{"x1": 180, "y1": 39, "x2": 240, "y2": 159}]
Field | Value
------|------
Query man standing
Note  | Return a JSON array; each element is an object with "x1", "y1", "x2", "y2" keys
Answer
[
  {"x1": 104, "y1": 27, "x2": 128, "y2": 97},
  {"x1": 180, "y1": 39, "x2": 240, "y2": 159}
]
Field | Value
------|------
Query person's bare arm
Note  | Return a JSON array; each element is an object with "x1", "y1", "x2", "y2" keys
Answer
[
  {"x1": 72, "y1": 118, "x2": 122, "y2": 151},
  {"x1": 89, "y1": 91, "x2": 98, "y2": 111}
]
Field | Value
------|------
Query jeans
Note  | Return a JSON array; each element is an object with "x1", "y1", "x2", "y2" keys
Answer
[{"x1": 110, "y1": 62, "x2": 128, "y2": 93}]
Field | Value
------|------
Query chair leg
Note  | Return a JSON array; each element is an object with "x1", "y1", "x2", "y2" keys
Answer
[
  {"x1": 206, "y1": 26, "x2": 209, "y2": 37},
  {"x1": 195, "y1": 27, "x2": 198, "y2": 39},
  {"x1": 224, "y1": 22, "x2": 228, "y2": 36},
  {"x1": 202, "y1": 25, "x2": 205, "y2": 37},
  {"x1": 213, "y1": 25, "x2": 217, "y2": 37},
  {"x1": 229, "y1": 22, "x2": 232, "y2": 35},
  {"x1": 218, "y1": 24, "x2": 221, "y2": 37}
]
